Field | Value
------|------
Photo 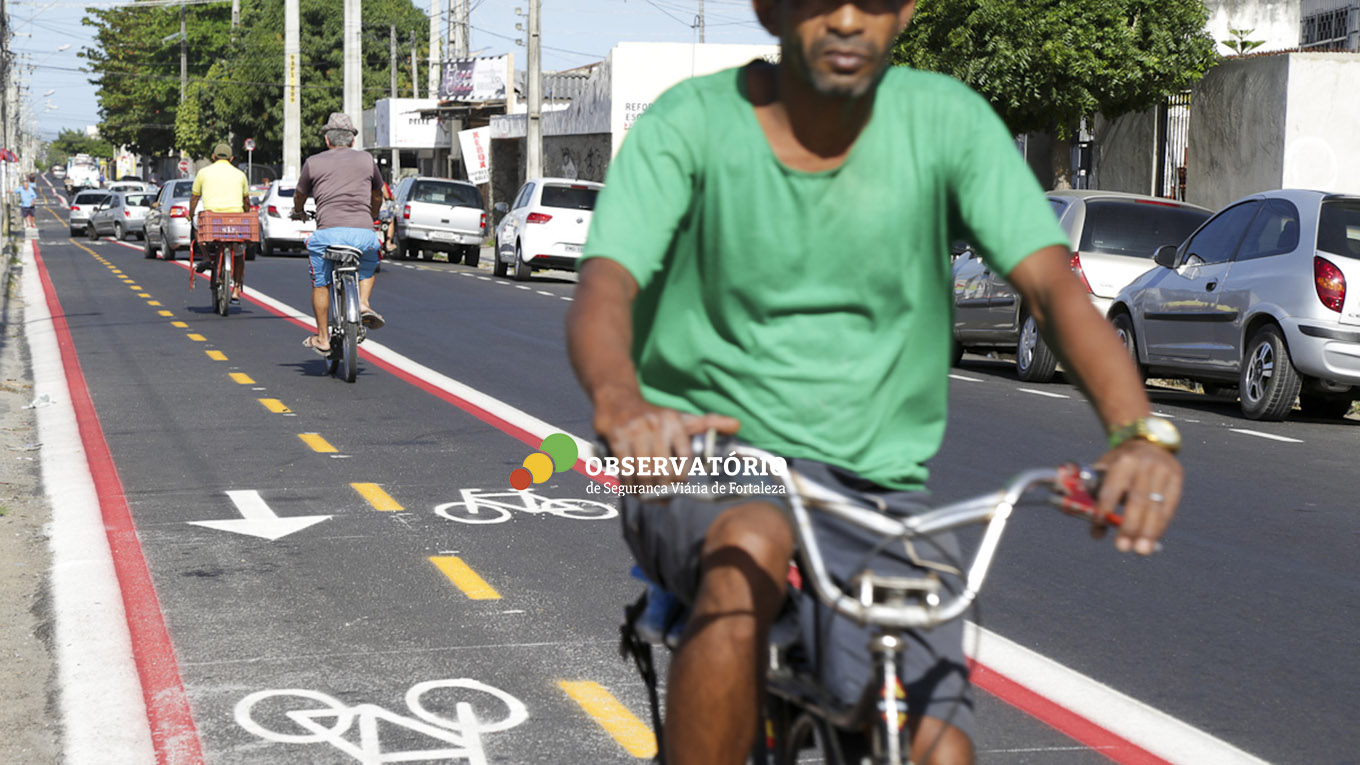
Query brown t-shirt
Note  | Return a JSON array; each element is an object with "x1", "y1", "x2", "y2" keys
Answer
[{"x1": 295, "y1": 147, "x2": 382, "y2": 230}]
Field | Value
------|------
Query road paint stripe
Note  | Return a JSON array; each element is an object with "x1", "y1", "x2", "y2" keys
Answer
[
  {"x1": 298, "y1": 433, "x2": 337, "y2": 453},
  {"x1": 230, "y1": 372, "x2": 255, "y2": 384},
  {"x1": 171, "y1": 263, "x2": 1265, "y2": 765},
  {"x1": 537, "y1": 290, "x2": 554, "y2": 296},
  {"x1": 25, "y1": 242, "x2": 194, "y2": 761},
  {"x1": 561, "y1": 296, "x2": 573, "y2": 301},
  {"x1": 351, "y1": 482, "x2": 403, "y2": 511},
  {"x1": 157, "y1": 310, "x2": 173, "y2": 317},
  {"x1": 949, "y1": 373, "x2": 984, "y2": 382},
  {"x1": 137, "y1": 293, "x2": 151, "y2": 298},
  {"x1": 171, "y1": 321, "x2": 188, "y2": 328},
  {"x1": 147, "y1": 300, "x2": 161, "y2": 306},
  {"x1": 1228, "y1": 428, "x2": 1303, "y2": 443},
  {"x1": 965, "y1": 624, "x2": 1269, "y2": 764},
  {"x1": 186, "y1": 333, "x2": 206, "y2": 342},
  {"x1": 205, "y1": 350, "x2": 228, "y2": 361},
  {"x1": 258, "y1": 398, "x2": 291, "y2": 413},
  {"x1": 515, "y1": 285, "x2": 531, "y2": 290},
  {"x1": 559, "y1": 680, "x2": 657, "y2": 758},
  {"x1": 429, "y1": 556, "x2": 501, "y2": 600},
  {"x1": 1018, "y1": 387, "x2": 1070, "y2": 399}
]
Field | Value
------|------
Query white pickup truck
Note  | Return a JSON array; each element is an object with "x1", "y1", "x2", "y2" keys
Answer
[
  {"x1": 64, "y1": 156, "x2": 101, "y2": 194},
  {"x1": 391, "y1": 176, "x2": 486, "y2": 266}
]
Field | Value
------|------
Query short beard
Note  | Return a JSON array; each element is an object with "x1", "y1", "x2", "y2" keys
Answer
[{"x1": 782, "y1": 29, "x2": 886, "y2": 100}]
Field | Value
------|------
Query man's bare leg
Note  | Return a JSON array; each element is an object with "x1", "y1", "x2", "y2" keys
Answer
[
  {"x1": 358, "y1": 275, "x2": 376, "y2": 314},
  {"x1": 665, "y1": 501, "x2": 793, "y2": 765},
  {"x1": 911, "y1": 716, "x2": 975, "y2": 764},
  {"x1": 311, "y1": 285, "x2": 330, "y2": 350}
]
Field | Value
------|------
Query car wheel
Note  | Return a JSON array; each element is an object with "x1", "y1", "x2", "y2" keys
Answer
[
  {"x1": 69, "y1": 226, "x2": 79, "y2": 236},
  {"x1": 1015, "y1": 312, "x2": 1058, "y2": 383},
  {"x1": 114, "y1": 222, "x2": 126, "y2": 240},
  {"x1": 513, "y1": 242, "x2": 531, "y2": 281},
  {"x1": 162, "y1": 233, "x2": 176, "y2": 261},
  {"x1": 950, "y1": 340, "x2": 964, "y2": 367},
  {"x1": 245, "y1": 244, "x2": 257, "y2": 261},
  {"x1": 463, "y1": 244, "x2": 481, "y2": 268},
  {"x1": 261, "y1": 238, "x2": 275, "y2": 257},
  {"x1": 143, "y1": 230, "x2": 157, "y2": 259},
  {"x1": 1297, "y1": 393, "x2": 1353, "y2": 420},
  {"x1": 1239, "y1": 325, "x2": 1301, "y2": 421},
  {"x1": 493, "y1": 242, "x2": 509, "y2": 277},
  {"x1": 1111, "y1": 312, "x2": 1146, "y2": 383},
  {"x1": 87, "y1": 223, "x2": 99, "y2": 241}
]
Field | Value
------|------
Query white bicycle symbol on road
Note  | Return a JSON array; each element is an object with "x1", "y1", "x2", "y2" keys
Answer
[
  {"x1": 235, "y1": 678, "x2": 528, "y2": 764},
  {"x1": 434, "y1": 488, "x2": 616, "y2": 525}
]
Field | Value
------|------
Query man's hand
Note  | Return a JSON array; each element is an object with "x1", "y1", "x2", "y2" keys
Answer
[
  {"x1": 1093, "y1": 441, "x2": 1183, "y2": 555},
  {"x1": 289, "y1": 208, "x2": 308, "y2": 222},
  {"x1": 594, "y1": 387, "x2": 740, "y2": 487}
]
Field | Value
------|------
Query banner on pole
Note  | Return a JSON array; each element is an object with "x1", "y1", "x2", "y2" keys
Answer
[{"x1": 457, "y1": 127, "x2": 491, "y2": 185}]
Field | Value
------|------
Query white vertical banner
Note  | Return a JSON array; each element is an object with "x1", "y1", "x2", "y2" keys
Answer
[{"x1": 458, "y1": 127, "x2": 491, "y2": 184}]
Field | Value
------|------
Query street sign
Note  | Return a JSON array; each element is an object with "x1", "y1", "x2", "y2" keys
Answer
[
  {"x1": 177, "y1": 159, "x2": 190, "y2": 174},
  {"x1": 244, "y1": 138, "x2": 256, "y2": 151}
]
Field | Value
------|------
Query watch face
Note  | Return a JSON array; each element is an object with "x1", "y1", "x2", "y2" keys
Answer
[{"x1": 1146, "y1": 417, "x2": 1180, "y2": 446}]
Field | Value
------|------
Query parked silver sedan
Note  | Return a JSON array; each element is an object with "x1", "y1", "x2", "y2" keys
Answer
[
  {"x1": 86, "y1": 191, "x2": 154, "y2": 241},
  {"x1": 143, "y1": 179, "x2": 195, "y2": 261},
  {"x1": 1109, "y1": 189, "x2": 1360, "y2": 420},
  {"x1": 952, "y1": 191, "x2": 1211, "y2": 381}
]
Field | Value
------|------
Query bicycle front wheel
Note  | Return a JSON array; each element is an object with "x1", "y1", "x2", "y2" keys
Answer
[{"x1": 214, "y1": 247, "x2": 231, "y2": 316}]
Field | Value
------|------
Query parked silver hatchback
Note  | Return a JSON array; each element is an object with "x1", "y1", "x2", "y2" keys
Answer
[
  {"x1": 952, "y1": 191, "x2": 1210, "y2": 381},
  {"x1": 1108, "y1": 190, "x2": 1360, "y2": 420}
]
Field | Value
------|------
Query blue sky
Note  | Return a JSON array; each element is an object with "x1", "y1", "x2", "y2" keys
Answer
[{"x1": 17, "y1": 0, "x2": 773, "y2": 142}]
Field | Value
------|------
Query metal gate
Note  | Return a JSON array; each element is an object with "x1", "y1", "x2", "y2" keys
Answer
[{"x1": 1155, "y1": 92, "x2": 1191, "y2": 200}]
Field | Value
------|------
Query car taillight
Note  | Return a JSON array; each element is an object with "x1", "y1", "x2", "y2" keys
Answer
[
  {"x1": 170, "y1": 205, "x2": 188, "y2": 218},
  {"x1": 123, "y1": 211, "x2": 131, "y2": 217},
  {"x1": 1070, "y1": 252, "x2": 1093, "y2": 293},
  {"x1": 1315, "y1": 256, "x2": 1346, "y2": 313},
  {"x1": 479, "y1": 212, "x2": 487, "y2": 231},
  {"x1": 526, "y1": 212, "x2": 552, "y2": 224},
  {"x1": 403, "y1": 204, "x2": 411, "y2": 220},
  {"x1": 267, "y1": 205, "x2": 280, "y2": 218},
  {"x1": 70, "y1": 205, "x2": 80, "y2": 212}
]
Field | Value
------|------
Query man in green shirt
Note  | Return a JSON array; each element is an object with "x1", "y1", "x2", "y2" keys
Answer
[{"x1": 567, "y1": 1, "x2": 1183, "y2": 762}]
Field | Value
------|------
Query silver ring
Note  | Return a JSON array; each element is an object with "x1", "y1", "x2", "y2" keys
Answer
[{"x1": 1148, "y1": 492, "x2": 1166, "y2": 503}]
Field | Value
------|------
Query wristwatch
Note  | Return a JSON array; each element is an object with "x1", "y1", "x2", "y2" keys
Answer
[{"x1": 1107, "y1": 415, "x2": 1181, "y2": 454}]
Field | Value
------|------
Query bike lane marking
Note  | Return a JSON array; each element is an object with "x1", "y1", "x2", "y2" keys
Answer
[
  {"x1": 558, "y1": 681, "x2": 657, "y2": 758},
  {"x1": 122, "y1": 246, "x2": 1269, "y2": 764},
  {"x1": 24, "y1": 240, "x2": 197, "y2": 763},
  {"x1": 429, "y1": 556, "x2": 502, "y2": 600}
]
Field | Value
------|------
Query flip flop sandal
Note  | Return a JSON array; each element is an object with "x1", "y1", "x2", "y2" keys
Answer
[
  {"x1": 302, "y1": 336, "x2": 331, "y2": 357},
  {"x1": 361, "y1": 310, "x2": 386, "y2": 330}
]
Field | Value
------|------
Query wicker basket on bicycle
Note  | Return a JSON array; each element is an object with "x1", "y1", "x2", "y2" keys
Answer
[{"x1": 196, "y1": 211, "x2": 259, "y2": 242}]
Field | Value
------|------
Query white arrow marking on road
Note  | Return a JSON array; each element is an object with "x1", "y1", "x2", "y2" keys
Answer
[{"x1": 188, "y1": 490, "x2": 332, "y2": 541}]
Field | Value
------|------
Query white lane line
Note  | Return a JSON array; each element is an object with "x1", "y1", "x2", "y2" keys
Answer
[
  {"x1": 536, "y1": 290, "x2": 554, "y2": 296},
  {"x1": 181, "y1": 268, "x2": 1266, "y2": 764},
  {"x1": 22, "y1": 241, "x2": 157, "y2": 760},
  {"x1": 478, "y1": 276, "x2": 491, "y2": 281},
  {"x1": 1018, "y1": 387, "x2": 1070, "y2": 399},
  {"x1": 965, "y1": 624, "x2": 1269, "y2": 765},
  {"x1": 1229, "y1": 428, "x2": 1303, "y2": 443},
  {"x1": 515, "y1": 285, "x2": 531, "y2": 290},
  {"x1": 561, "y1": 296, "x2": 573, "y2": 302},
  {"x1": 949, "y1": 373, "x2": 984, "y2": 382}
]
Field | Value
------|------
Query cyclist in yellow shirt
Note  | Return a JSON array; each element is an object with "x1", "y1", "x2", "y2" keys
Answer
[{"x1": 189, "y1": 143, "x2": 251, "y2": 282}]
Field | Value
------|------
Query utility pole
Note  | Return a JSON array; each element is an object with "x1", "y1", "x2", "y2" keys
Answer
[
  {"x1": 450, "y1": 0, "x2": 468, "y2": 57},
  {"x1": 342, "y1": 0, "x2": 361, "y2": 147},
  {"x1": 525, "y1": 0, "x2": 542, "y2": 179},
  {"x1": 699, "y1": 0, "x2": 705, "y2": 43},
  {"x1": 179, "y1": 3, "x2": 187, "y2": 103},
  {"x1": 389, "y1": 25, "x2": 399, "y2": 180},
  {"x1": 283, "y1": 0, "x2": 300, "y2": 178},
  {"x1": 409, "y1": 30, "x2": 418, "y2": 99},
  {"x1": 427, "y1": 0, "x2": 440, "y2": 99}
]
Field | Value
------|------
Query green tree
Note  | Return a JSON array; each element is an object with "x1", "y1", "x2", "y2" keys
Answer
[
  {"x1": 1223, "y1": 27, "x2": 1265, "y2": 56},
  {"x1": 43, "y1": 128, "x2": 115, "y2": 168},
  {"x1": 895, "y1": 0, "x2": 1218, "y2": 188}
]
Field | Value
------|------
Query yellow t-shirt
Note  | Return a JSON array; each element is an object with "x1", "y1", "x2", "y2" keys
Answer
[{"x1": 191, "y1": 160, "x2": 249, "y2": 212}]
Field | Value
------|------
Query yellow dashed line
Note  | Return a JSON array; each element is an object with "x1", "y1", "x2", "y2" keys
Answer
[
  {"x1": 297, "y1": 433, "x2": 337, "y2": 453},
  {"x1": 351, "y1": 483, "x2": 403, "y2": 511},
  {"x1": 558, "y1": 681, "x2": 657, "y2": 758},
  {"x1": 205, "y1": 350, "x2": 228, "y2": 361},
  {"x1": 171, "y1": 321, "x2": 188, "y2": 328},
  {"x1": 229, "y1": 373, "x2": 255, "y2": 384},
  {"x1": 147, "y1": 300, "x2": 162, "y2": 306},
  {"x1": 138, "y1": 293, "x2": 152, "y2": 298},
  {"x1": 429, "y1": 556, "x2": 501, "y2": 600},
  {"x1": 259, "y1": 398, "x2": 291, "y2": 413},
  {"x1": 158, "y1": 310, "x2": 174, "y2": 317},
  {"x1": 186, "y1": 333, "x2": 206, "y2": 342}
]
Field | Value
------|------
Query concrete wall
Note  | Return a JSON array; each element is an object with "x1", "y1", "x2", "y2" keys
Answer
[
  {"x1": 1282, "y1": 53, "x2": 1360, "y2": 190},
  {"x1": 1204, "y1": 0, "x2": 1302, "y2": 54},
  {"x1": 1187, "y1": 54, "x2": 1291, "y2": 210},
  {"x1": 489, "y1": 134, "x2": 610, "y2": 227},
  {"x1": 1091, "y1": 108, "x2": 1158, "y2": 196}
]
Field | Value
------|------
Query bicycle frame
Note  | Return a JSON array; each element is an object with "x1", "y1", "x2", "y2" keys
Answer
[{"x1": 324, "y1": 245, "x2": 363, "y2": 382}]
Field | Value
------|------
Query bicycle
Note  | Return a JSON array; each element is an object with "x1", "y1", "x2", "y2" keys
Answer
[
  {"x1": 322, "y1": 243, "x2": 365, "y2": 383},
  {"x1": 614, "y1": 434, "x2": 1125, "y2": 765},
  {"x1": 193, "y1": 211, "x2": 257, "y2": 317},
  {"x1": 434, "y1": 488, "x2": 617, "y2": 525}
]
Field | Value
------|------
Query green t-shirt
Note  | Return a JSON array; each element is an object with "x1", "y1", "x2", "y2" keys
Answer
[{"x1": 583, "y1": 64, "x2": 1067, "y2": 489}]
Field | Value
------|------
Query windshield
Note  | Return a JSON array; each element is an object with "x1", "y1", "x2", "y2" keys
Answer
[
  {"x1": 75, "y1": 193, "x2": 109, "y2": 205},
  {"x1": 411, "y1": 181, "x2": 481, "y2": 208},
  {"x1": 1318, "y1": 200, "x2": 1360, "y2": 259},
  {"x1": 168, "y1": 180, "x2": 194, "y2": 199},
  {"x1": 275, "y1": 186, "x2": 296, "y2": 198},
  {"x1": 540, "y1": 184, "x2": 599, "y2": 211},
  {"x1": 125, "y1": 194, "x2": 153, "y2": 207},
  {"x1": 1078, "y1": 200, "x2": 1210, "y2": 258}
]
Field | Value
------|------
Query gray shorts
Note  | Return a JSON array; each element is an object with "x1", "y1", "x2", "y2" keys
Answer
[{"x1": 620, "y1": 458, "x2": 975, "y2": 739}]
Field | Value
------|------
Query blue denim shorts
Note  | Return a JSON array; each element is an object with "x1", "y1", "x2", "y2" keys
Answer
[{"x1": 307, "y1": 227, "x2": 380, "y2": 287}]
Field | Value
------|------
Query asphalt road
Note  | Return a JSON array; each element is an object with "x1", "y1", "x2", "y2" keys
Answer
[{"x1": 26, "y1": 176, "x2": 1360, "y2": 764}]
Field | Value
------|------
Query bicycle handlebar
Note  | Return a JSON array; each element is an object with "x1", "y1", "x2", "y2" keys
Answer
[{"x1": 598, "y1": 433, "x2": 1120, "y2": 631}]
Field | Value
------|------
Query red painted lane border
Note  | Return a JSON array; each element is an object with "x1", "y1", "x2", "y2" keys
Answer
[
  {"x1": 33, "y1": 244, "x2": 204, "y2": 764},
  {"x1": 969, "y1": 659, "x2": 1170, "y2": 765}
]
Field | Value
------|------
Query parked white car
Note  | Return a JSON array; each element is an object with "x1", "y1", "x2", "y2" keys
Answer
[
  {"x1": 256, "y1": 181, "x2": 316, "y2": 256},
  {"x1": 1109, "y1": 189, "x2": 1360, "y2": 420},
  {"x1": 68, "y1": 190, "x2": 110, "y2": 236},
  {"x1": 493, "y1": 178, "x2": 602, "y2": 280}
]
